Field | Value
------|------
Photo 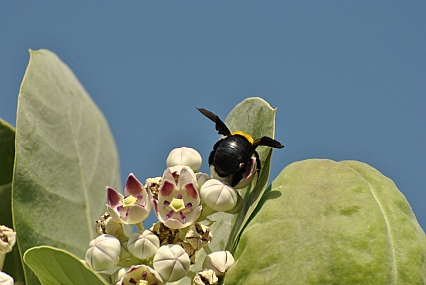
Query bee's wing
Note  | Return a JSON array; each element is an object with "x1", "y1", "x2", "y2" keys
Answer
[
  {"x1": 254, "y1": 136, "x2": 284, "y2": 148},
  {"x1": 197, "y1": 108, "x2": 231, "y2": 136}
]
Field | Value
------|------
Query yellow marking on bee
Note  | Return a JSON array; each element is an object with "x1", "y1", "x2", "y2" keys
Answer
[{"x1": 231, "y1": 131, "x2": 254, "y2": 144}]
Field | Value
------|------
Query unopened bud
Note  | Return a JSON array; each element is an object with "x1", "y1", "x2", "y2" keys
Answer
[
  {"x1": 200, "y1": 179, "x2": 240, "y2": 212},
  {"x1": 0, "y1": 272, "x2": 14, "y2": 285},
  {"x1": 127, "y1": 230, "x2": 160, "y2": 259},
  {"x1": 166, "y1": 147, "x2": 202, "y2": 172},
  {"x1": 203, "y1": 250, "x2": 234, "y2": 277},
  {"x1": 153, "y1": 244, "x2": 190, "y2": 282},
  {"x1": 85, "y1": 234, "x2": 121, "y2": 271}
]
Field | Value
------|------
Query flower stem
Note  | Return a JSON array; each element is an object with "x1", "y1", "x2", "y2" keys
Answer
[
  {"x1": 203, "y1": 245, "x2": 213, "y2": 255},
  {"x1": 136, "y1": 222, "x2": 144, "y2": 231},
  {"x1": 0, "y1": 253, "x2": 5, "y2": 271},
  {"x1": 186, "y1": 270, "x2": 196, "y2": 279},
  {"x1": 197, "y1": 204, "x2": 216, "y2": 222}
]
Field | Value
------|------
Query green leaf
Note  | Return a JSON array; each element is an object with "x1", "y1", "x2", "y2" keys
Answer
[
  {"x1": 224, "y1": 97, "x2": 278, "y2": 252},
  {"x1": 225, "y1": 159, "x2": 426, "y2": 284},
  {"x1": 0, "y1": 119, "x2": 25, "y2": 283},
  {"x1": 24, "y1": 246, "x2": 109, "y2": 285},
  {"x1": 13, "y1": 49, "x2": 121, "y2": 284},
  {"x1": 174, "y1": 98, "x2": 279, "y2": 285}
]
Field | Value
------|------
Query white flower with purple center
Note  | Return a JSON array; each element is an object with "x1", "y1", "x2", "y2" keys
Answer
[
  {"x1": 153, "y1": 166, "x2": 202, "y2": 229},
  {"x1": 106, "y1": 173, "x2": 152, "y2": 225},
  {"x1": 119, "y1": 264, "x2": 164, "y2": 285}
]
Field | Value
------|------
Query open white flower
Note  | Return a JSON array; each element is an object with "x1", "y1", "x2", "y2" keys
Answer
[
  {"x1": 119, "y1": 264, "x2": 163, "y2": 285},
  {"x1": 153, "y1": 166, "x2": 202, "y2": 229},
  {"x1": 106, "y1": 173, "x2": 152, "y2": 225}
]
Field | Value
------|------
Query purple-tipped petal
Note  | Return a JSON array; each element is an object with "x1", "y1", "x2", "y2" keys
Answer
[
  {"x1": 177, "y1": 167, "x2": 197, "y2": 190},
  {"x1": 107, "y1": 187, "x2": 123, "y2": 207},
  {"x1": 162, "y1": 169, "x2": 176, "y2": 186},
  {"x1": 125, "y1": 173, "x2": 145, "y2": 196},
  {"x1": 185, "y1": 183, "x2": 199, "y2": 199},
  {"x1": 160, "y1": 180, "x2": 175, "y2": 196},
  {"x1": 126, "y1": 205, "x2": 150, "y2": 224},
  {"x1": 106, "y1": 204, "x2": 121, "y2": 223}
]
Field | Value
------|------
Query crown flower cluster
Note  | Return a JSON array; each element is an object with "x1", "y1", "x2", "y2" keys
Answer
[{"x1": 85, "y1": 147, "x2": 237, "y2": 285}]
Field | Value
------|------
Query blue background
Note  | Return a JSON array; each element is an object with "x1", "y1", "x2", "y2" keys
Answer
[{"x1": 1, "y1": 2, "x2": 425, "y2": 229}]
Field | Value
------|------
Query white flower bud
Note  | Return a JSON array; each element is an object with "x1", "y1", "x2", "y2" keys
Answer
[
  {"x1": 200, "y1": 179, "x2": 239, "y2": 212},
  {"x1": 0, "y1": 272, "x2": 14, "y2": 285},
  {"x1": 85, "y1": 234, "x2": 121, "y2": 271},
  {"x1": 0, "y1": 225, "x2": 16, "y2": 254},
  {"x1": 166, "y1": 147, "x2": 202, "y2": 172},
  {"x1": 203, "y1": 250, "x2": 234, "y2": 277},
  {"x1": 127, "y1": 230, "x2": 160, "y2": 259},
  {"x1": 0, "y1": 271, "x2": 14, "y2": 285},
  {"x1": 153, "y1": 244, "x2": 190, "y2": 282},
  {"x1": 224, "y1": 192, "x2": 243, "y2": 214},
  {"x1": 196, "y1": 172, "x2": 211, "y2": 189}
]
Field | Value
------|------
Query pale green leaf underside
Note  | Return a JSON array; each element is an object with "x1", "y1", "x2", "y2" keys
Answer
[
  {"x1": 175, "y1": 98, "x2": 278, "y2": 285},
  {"x1": 13, "y1": 49, "x2": 121, "y2": 284},
  {"x1": 224, "y1": 97, "x2": 278, "y2": 252},
  {"x1": 225, "y1": 159, "x2": 426, "y2": 284},
  {"x1": 24, "y1": 246, "x2": 108, "y2": 285}
]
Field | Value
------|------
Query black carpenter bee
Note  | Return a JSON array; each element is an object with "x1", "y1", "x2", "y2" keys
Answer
[{"x1": 198, "y1": 108, "x2": 284, "y2": 188}]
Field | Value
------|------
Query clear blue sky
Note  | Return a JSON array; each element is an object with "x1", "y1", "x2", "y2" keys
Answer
[{"x1": 1, "y1": 2, "x2": 425, "y2": 229}]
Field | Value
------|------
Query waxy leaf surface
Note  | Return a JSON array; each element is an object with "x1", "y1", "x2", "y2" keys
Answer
[
  {"x1": 13, "y1": 49, "x2": 121, "y2": 284},
  {"x1": 177, "y1": 98, "x2": 278, "y2": 284},
  {"x1": 24, "y1": 246, "x2": 108, "y2": 285},
  {"x1": 225, "y1": 159, "x2": 426, "y2": 284}
]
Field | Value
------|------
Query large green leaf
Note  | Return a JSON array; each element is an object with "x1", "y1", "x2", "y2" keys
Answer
[
  {"x1": 24, "y1": 246, "x2": 109, "y2": 285},
  {"x1": 174, "y1": 98, "x2": 279, "y2": 285},
  {"x1": 224, "y1": 97, "x2": 278, "y2": 252},
  {"x1": 13, "y1": 49, "x2": 121, "y2": 284},
  {"x1": 225, "y1": 159, "x2": 426, "y2": 284},
  {"x1": 0, "y1": 119, "x2": 25, "y2": 283}
]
